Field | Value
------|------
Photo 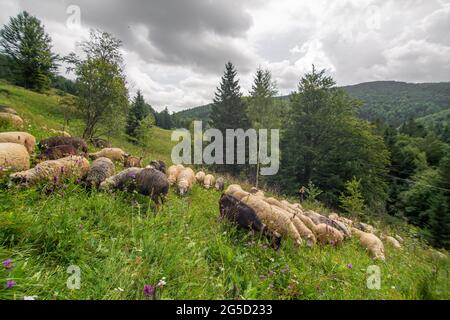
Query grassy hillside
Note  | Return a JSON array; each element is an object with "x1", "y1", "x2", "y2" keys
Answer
[
  {"x1": 0, "y1": 82, "x2": 449, "y2": 300},
  {"x1": 174, "y1": 81, "x2": 450, "y2": 127}
]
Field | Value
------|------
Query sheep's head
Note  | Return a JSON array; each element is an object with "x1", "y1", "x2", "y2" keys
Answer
[{"x1": 178, "y1": 180, "x2": 189, "y2": 195}]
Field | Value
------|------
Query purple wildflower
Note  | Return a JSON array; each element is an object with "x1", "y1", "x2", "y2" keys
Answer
[
  {"x1": 6, "y1": 280, "x2": 16, "y2": 289},
  {"x1": 79, "y1": 224, "x2": 84, "y2": 230},
  {"x1": 347, "y1": 263, "x2": 353, "y2": 269},
  {"x1": 329, "y1": 240, "x2": 335, "y2": 246},
  {"x1": 53, "y1": 175, "x2": 59, "y2": 184},
  {"x1": 2, "y1": 259, "x2": 13, "y2": 269},
  {"x1": 143, "y1": 284, "x2": 156, "y2": 299}
]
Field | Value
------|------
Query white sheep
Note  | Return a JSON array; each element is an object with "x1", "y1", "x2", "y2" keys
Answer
[
  {"x1": 0, "y1": 131, "x2": 36, "y2": 154},
  {"x1": 0, "y1": 112, "x2": 23, "y2": 127},
  {"x1": 10, "y1": 155, "x2": 89, "y2": 186},
  {"x1": 203, "y1": 174, "x2": 215, "y2": 189},
  {"x1": 0, "y1": 143, "x2": 30, "y2": 172},
  {"x1": 89, "y1": 148, "x2": 127, "y2": 162},
  {"x1": 177, "y1": 167, "x2": 195, "y2": 195},
  {"x1": 195, "y1": 171, "x2": 206, "y2": 183},
  {"x1": 167, "y1": 164, "x2": 184, "y2": 185},
  {"x1": 313, "y1": 223, "x2": 344, "y2": 245},
  {"x1": 381, "y1": 234, "x2": 402, "y2": 249},
  {"x1": 352, "y1": 227, "x2": 385, "y2": 260}
]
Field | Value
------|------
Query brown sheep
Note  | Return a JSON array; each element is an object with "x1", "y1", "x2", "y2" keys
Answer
[
  {"x1": 352, "y1": 228, "x2": 385, "y2": 260},
  {"x1": 313, "y1": 224, "x2": 344, "y2": 245},
  {"x1": 124, "y1": 155, "x2": 142, "y2": 168},
  {"x1": 39, "y1": 136, "x2": 88, "y2": 153},
  {"x1": 38, "y1": 145, "x2": 77, "y2": 161},
  {"x1": 0, "y1": 131, "x2": 36, "y2": 154},
  {"x1": 85, "y1": 157, "x2": 115, "y2": 188},
  {"x1": 148, "y1": 160, "x2": 166, "y2": 174},
  {"x1": 99, "y1": 167, "x2": 143, "y2": 192},
  {"x1": 0, "y1": 112, "x2": 23, "y2": 127},
  {"x1": 10, "y1": 155, "x2": 89, "y2": 186},
  {"x1": 0, "y1": 143, "x2": 30, "y2": 172},
  {"x1": 90, "y1": 137, "x2": 112, "y2": 148},
  {"x1": 215, "y1": 177, "x2": 225, "y2": 191}
]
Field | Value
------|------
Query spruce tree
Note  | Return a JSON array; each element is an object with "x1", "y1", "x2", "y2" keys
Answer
[
  {"x1": 126, "y1": 90, "x2": 148, "y2": 140},
  {"x1": 0, "y1": 11, "x2": 58, "y2": 91}
]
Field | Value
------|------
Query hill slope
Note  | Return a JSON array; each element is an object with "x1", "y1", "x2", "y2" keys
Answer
[
  {"x1": 175, "y1": 81, "x2": 450, "y2": 126},
  {"x1": 0, "y1": 82, "x2": 449, "y2": 300}
]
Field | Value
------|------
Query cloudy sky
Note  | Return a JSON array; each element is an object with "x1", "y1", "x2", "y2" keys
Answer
[{"x1": 1, "y1": 0, "x2": 449, "y2": 112}]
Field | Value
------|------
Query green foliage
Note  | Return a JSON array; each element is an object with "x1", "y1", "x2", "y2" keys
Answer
[
  {"x1": 279, "y1": 66, "x2": 389, "y2": 209},
  {"x1": 339, "y1": 177, "x2": 365, "y2": 217},
  {"x1": 126, "y1": 90, "x2": 151, "y2": 140},
  {"x1": 155, "y1": 107, "x2": 173, "y2": 129},
  {"x1": 0, "y1": 11, "x2": 58, "y2": 91},
  {"x1": 304, "y1": 181, "x2": 322, "y2": 202},
  {"x1": 65, "y1": 30, "x2": 128, "y2": 139},
  {"x1": 134, "y1": 113, "x2": 156, "y2": 147}
]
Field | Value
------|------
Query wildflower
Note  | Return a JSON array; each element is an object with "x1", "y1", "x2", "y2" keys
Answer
[
  {"x1": 2, "y1": 259, "x2": 13, "y2": 269},
  {"x1": 53, "y1": 175, "x2": 59, "y2": 184},
  {"x1": 143, "y1": 284, "x2": 156, "y2": 299},
  {"x1": 79, "y1": 224, "x2": 84, "y2": 230},
  {"x1": 6, "y1": 280, "x2": 16, "y2": 289},
  {"x1": 329, "y1": 240, "x2": 335, "y2": 246},
  {"x1": 268, "y1": 283, "x2": 274, "y2": 289},
  {"x1": 157, "y1": 279, "x2": 166, "y2": 287},
  {"x1": 347, "y1": 263, "x2": 353, "y2": 269},
  {"x1": 268, "y1": 270, "x2": 274, "y2": 277}
]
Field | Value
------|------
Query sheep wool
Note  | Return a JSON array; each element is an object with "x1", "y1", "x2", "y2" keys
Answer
[
  {"x1": 39, "y1": 136, "x2": 88, "y2": 153},
  {"x1": 313, "y1": 224, "x2": 344, "y2": 245},
  {"x1": 38, "y1": 145, "x2": 77, "y2": 161},
  {"x1": 0, "y1": 143, "x2": 30, "y2": 172},
  {"x1": 249, "y1": 187, "x2": 265, "y2": 198},
  {"x1": 352, "y1": 228, "x2": 385, "y2": 260},
  {"x1": 85, "y1": 157, "x2": 115, "y2": 188},
  {"x1": 203, "y1": 174, "x2": 215, "y2": 189},
  {"x1": 89, "y1": 148, "x2": 127, "y2": 162},
  {"x1": 177, "y1": 167, "x2": 195, "y2": 195},
  {"x1": 0, "y1": 106, "x2": 18, "y2": 115},
  {"x1": 135, "y1": 167, "x2": 170, "y2": 205},
  {"x1": 224, "y1": 184, "x2": 243, "y2": 195},
  {"x1": 99, "y1": 167, "x2": 143, "y2": 192},
  {"x1": 10, "y1": 156, "x2": 89, "y2": 186},
  {"x1": 0, "y1": 112, "x2": 23, "y2": 127},
  {"x1": 148, "y1": 160, "x2": 166, "y2": 173},
  {"x1": 381, "y1": 235, "x2": 402, "y2": 249},
  {"x1": 124, "y1": 155, "x2": 142, "y2": 168},
  {"x1": 195, "y1": 171, "x2": 205, "y2": 183},
  {"x1": 0, "y1": 131, "x2": 36, "y2": 154},
  {"x1": 215, "y1": 177, "x2": 225, "y2": 191},
  {"x1": 167, "y1": 164, "x2": 184, "y2": 185}
]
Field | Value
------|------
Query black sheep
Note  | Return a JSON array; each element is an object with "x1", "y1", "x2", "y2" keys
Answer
[
  {"x1": 135, "y1": 167, "x2": 169, "y2": 205},
  {"x1": 39, "y1": 136, "x2": 88, "y2": 153}
]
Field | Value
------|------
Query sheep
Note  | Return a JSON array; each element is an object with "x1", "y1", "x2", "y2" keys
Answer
[
  {"x1": 203, "y1": 174, "x2": 215, "y2": 189},
  {"x1": 195, "y1": 171, "x2": 205, "y2": 183},
  {"x1": 38, "y1": 145, "x2": 77, "y2": 161},
  {"x1": 249, "y1": 187, "x2": 265, "y2": 198},
  {"x1": 89, "y1": 148, "x2": 127, "y2": 162},
  {"x1": 99, "y1": 167, "x2": 143, "y2": 192},
  {"x1": 380, "y1": 234, "x2": 402, "y2": 249},
  {"x1": 0, "y1": 106, "x2": 18, "y2": 115},
  {"x1": 0, "y1": 112, "x2": 23, "y2": 127},
  {"x1": 167, "y1": 164, "x2": 184, "y2": 185},
  {"x1": 394, "y1": 234, "x2": 404, "y2": 243},
  {"x1": 304, "y1": 210, "x2": 351, "y2": 238},
  {"x1": 230, "y1": 190, "x2": 304, "y2": 246},
  {"x1": 328, "y1": 213, "x2": 339, "y2": 220},
  {"x1": 10, "y1": 155, "x2": 89, "y2": 186},
  {"x1": 352, "y1": 227, "x2": 385, "y2": 260},
  {"x1": 89, "y1": 137, "x2": 112, "y2": 148},
  {"x1": 356, "y1": 222, "x2": 375, "y2": 234},
  {"x1": 0, "y1": 143, "x2": 30, "y2": 172},
  {"x1": 0, "y1": 131, "x2": 36, "y2": 154},
  {"x1": 135, "y1": 167, "x2": 170, "y2": 205},
  {"x1": 85, "y1": 157, "x2": 115, "y2": 188},
  {"x1": 225, "y1": 184, "x2": 243, "y2": 195},
  {"x1": 49, "y1": 129, "x2": 71, "y2": 137},
  {"x1": 124, "y1": 155, "x2": 142, "y2": 168},
  {"x1": 177, "y1": 167, "x2": 195, "y2": 195},
  {"x1": 313, "y1": 223, "x2": 344, "y2": 245},
  {"x1": 148, "y1": 160, "x2": 166, "y2": 174},
  {"x1": 219, "y1": 193, "x2": 282, "y2": 249},
  {"x1": 215, "y1": 177, "x2": 225, "y2": 191},
  {"x1": 39, "y1": 136, "x2": 88, "y2": 153}
]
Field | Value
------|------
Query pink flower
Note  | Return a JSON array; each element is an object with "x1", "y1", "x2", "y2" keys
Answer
[{"x1": 347, "y1": 263, "x2": 353, "y2": 269}]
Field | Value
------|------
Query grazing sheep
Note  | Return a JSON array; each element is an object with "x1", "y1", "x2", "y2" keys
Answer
[
  {"x1": 203, "y1": 174, "x2": 215, "y2": 189},
  {"x1": 89, "y1": 148, "x2": 127, "y2": 162},
  {"x1": 394, "y1": 234, "x2": 404, "y2": 243},
  {"x1": 0, "y1": 112, "x2": 23, "y2": 127},
  {"x1": 85, "y1": 157, "x2": 115, "y2": 188},
  {"x1": 356, "y1": 222, "x2": 375, "y2": 233},
  {"x1": 230, "y1": 190, "x2": 303, "y2": 246},
  {"x1": 38, "y1": 145, "x2": 77, "y2": 160},
  {"x1": 249, "y1": 187, "x2": 265, "y2": 198},
  {"x1": 272, "y1": 204, "x2": 316, "y2": 246},
  {"x1": 49, "y1": 129, "x2": 71, "y2": 137},
  {"x1": 0, "y1": 143, "x2": 30, "y2": 172},
  {"x1": 39, "y1": 136, "x2": 88, "y2": 153},
  {"x1": 90, "y1": 137, "x2": 112, "y2": 148},
  {"x1": 215, "y1": 177, "x2": 225, "y2": 191},
  {"x1": 225, "y1": 184, "x2": 243, "y2": 195},
  {"x1": 352, "y1": 228, "x2": 385, "y2": 260},
  {"x1": 177, "y1": 167, "x2": 195, "y2": 195},
  {"x1": 124, "y1": 155, "x2": 142, "y2": 168},
  {"x1": 0, "y1": 131, "x2": 36, "y2": 154},
  {"x1": 99, "y1": 167, "x2": 143, "y2": 192},
  {"x1": 381, "y1": 234, "x2": 402, "y2": 249},
  {"x1": 328, "y1": 213, "x2": 339, "y2": 220},
  {"x1": 148, "y1": 160, "x2": 166, "y2": 174},
  {"x1": 195, "y1": 171, "x2": 205, "y2": 183},
  {"x1": 135, "y1": 167, "x2": 170, "y2": 205},
  {"x1": 167, "y1": 164, "x2": 184, "y2": 185},
  {"x1": 313, "y1": 223, "x2": 344, "y2": 245},
  {"x1": 219, "y1": 193, "x2": 282, "y2": 249},
  {"x1": 0, "y1": 106, "x2": 18, "y2": 115},
  {"x1": 304, "y1": 210, "x2": 351, "y2": 238},
  {"x1": 10, "y1": 155, "x2": 89, "y2": 186}
]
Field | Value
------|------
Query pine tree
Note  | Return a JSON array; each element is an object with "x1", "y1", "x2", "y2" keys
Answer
[
  {"x1": 126, "y1": 90, "x2": 149, "y2": 140},
  {"x1": 210, "y1": 62, "x2": 249, "y2": 175},
  {"x1": 0, "y1": 11, "x2": 58, "y2": 91}
]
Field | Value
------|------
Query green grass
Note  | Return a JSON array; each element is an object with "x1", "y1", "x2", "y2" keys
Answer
[{"x1": 1, "y1": 82, "x2": 449, "y2": 300}]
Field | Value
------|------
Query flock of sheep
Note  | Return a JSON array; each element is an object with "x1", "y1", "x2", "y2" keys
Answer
[{"x1": 0, "y1": 106, "x2": 403, "y2": 261}]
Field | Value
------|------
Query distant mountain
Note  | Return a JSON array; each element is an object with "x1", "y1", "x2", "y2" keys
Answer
[{"x1": 175, "y1": 81, "x2": 450, "y2": 126}]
